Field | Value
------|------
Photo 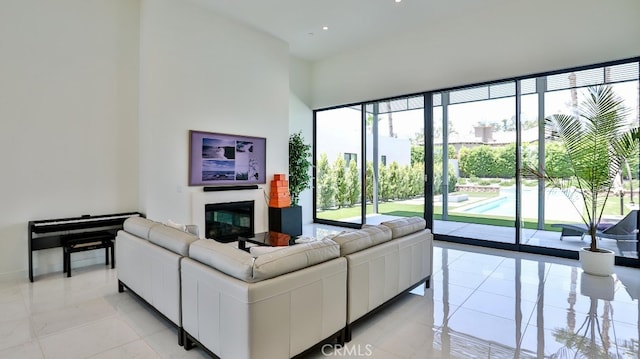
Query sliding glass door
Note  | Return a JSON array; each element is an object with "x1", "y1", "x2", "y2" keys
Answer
[
  {"x1": 314, "y1": 96, "x2": 426, "y2": 226},
  {"x1": 432, "y1": 82, "x2": 517, "y2": 245},
  {"x1": 315, "y1": 106, "x2": 363, "y2": 225},
  {"x1": 364, "y1": 96, "x2": 425, "y2": 225},
  {"x1": 522, "y1": 63, "x2": 640, "y2": 257},
  {"x1": 314, "y1": 58, "x2": 639, "y2": 265}
]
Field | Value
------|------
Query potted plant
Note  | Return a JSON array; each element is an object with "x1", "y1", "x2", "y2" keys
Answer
[
  {"x1": 268, "y1": 132, "x2": 311, "y2": 237},
  {"x1": 526, "y1": 85, "x2": 639, "y2": 276},
  {"x1": 289, "y1": 131, "x2": 312, "y2": 206}
]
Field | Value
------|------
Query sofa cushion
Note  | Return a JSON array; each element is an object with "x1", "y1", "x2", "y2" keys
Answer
[
  {"x1": 252, "y1": 239, "x2": 340, "y2": 281},
  {"x1": 380, "y1": 217, "x2": 426, "y2": 239},
  {"x1": 331, "y1": 225, "x2": 392, "y2": 256},
  {"x1": 148, "y1": 224, "x2": 198, "y2": 256},
  {"x1": 165, "y1": 219, "x2": 186, "y2": 232},
  {"x1": 189, "y1": 239, "x2": 255, "y2": 281},
  {"x1": 123, "y1": 217, "x2": 157, "y2": 240},
  {"x1": 249, "y1": 246, "x2": 283, "y2": 256}
]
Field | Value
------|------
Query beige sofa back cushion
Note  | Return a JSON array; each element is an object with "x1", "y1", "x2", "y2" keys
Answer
[
  {"x1": 331, "y1": 225, "x2": 392, "y2": 256},
  {"x1": 148, "y1": 224, "x2": 198, "y2": 256},
  {"x1": 381, "y1": 217, "x2": 426, "y2": 239},
  {"x1": 123, "y1": 217, "x2": 157, "y2": 240},
  {"x1": 252, "y1": 239, "x2": 340, "y2": 281},
  {"x1": 189, "y1": 239, "x2": 255, "y2": 281},
  {"x1": 189, "y1": 239, "x2": 340, "y2": 282}
]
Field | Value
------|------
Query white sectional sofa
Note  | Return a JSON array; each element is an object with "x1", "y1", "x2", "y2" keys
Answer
[
  {"x1": 115, "y1": 216, "x2": 432, "y2": 358},
  {"x1": 181, "y1": 239, "x2": 347, "y2": 359},
  {"x1": 115, "y1": 217, "x2": 199, "y2": 345},
  {"x1": 330, "y1": 217, "x2": 432, "y2": 340}
]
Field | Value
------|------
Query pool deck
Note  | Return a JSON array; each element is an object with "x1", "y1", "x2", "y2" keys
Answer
[
  {"x1": 331, "y1": 212, "x2": 638, "y2": 260},
  {"x1": 433, "y1": 219, "x2": 637, "y2": 257}
]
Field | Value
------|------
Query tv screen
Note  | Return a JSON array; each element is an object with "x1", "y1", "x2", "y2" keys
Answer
[{"x1": 189, "y1": 130, "x2": 267, "y2": 186}]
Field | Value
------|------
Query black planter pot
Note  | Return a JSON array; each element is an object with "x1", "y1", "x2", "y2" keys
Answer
[{"x1": 269, "y1": 205, "x2": 302, "y2": 237}]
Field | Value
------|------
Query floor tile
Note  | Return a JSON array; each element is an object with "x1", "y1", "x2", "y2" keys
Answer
[
  {"x1": 2, "y1": 223, "x2": 639, "y2": 358},
  {"x1": 0, "y1": 341, "x2": 44, "y2": 359},
  {"x1": 38, "y1": 316, "x2": 138, "y2": 359}
]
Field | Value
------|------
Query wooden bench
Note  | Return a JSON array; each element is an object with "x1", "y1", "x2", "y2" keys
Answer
[{"x1": 62, "y1": 231, "x2": 115, "y2": 277}]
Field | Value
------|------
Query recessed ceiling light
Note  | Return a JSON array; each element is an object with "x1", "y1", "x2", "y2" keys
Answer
[
  {"x1": 395, "y1": 0, "x2": 402, "y2": 3},
  {"x1": 322, "y1": 26, "x2": 329, "y2": 30}
]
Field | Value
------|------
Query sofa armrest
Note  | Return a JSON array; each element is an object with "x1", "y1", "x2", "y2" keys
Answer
[
  {"x1": 344, "y1": 229, "x2": 432, "y2": 324},
  {"x1": 116, "y1": 231, "x2": 183, "y2": 326}
]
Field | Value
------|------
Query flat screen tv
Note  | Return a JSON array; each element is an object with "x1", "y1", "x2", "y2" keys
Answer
[{"x1": 189, "y1": 130, "x2": 267, "y2": 186}]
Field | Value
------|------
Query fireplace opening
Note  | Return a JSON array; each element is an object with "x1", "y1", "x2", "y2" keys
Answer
[{"x1": 205, "y1": 200, "x2": 255, "y2": 242}]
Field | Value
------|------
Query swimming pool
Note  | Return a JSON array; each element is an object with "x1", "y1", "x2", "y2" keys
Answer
[{"x1": 460, "y1": 187, "x2": 581, "y2": 221}]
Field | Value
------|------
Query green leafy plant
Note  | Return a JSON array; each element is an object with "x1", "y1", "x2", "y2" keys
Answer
[
  {"x1": 525, "y1": 85, "x2": 639, "y2": 252},
  {"x1": 333, "y1": 154, "x2": 347, "y2": 208},
  {"x1": 316, "y1": 153, "x2": 334, "y2": 210},
  {"x1": 288, "y1": 132, "x2": 312, "y2": 206},
  {"x1": 347, "y1": 159, "x2": 360, "y2": 206}
]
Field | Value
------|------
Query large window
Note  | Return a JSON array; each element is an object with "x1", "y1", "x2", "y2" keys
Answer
[
  {"x1": 433, "y1": 82, "x2": 517, "y2": 244},
  {"x1": 315, "y1": 106, "x2": 363, "y2": 225},
  {"x1": 314, "y1": 96, "x2": 426, "y2": 226},
  {"x1": 364, "y1": 97, "x2": 425, "y2": 224},
  {"x1": 314, "y1": 58, "x2": 640, "y2": 264}
]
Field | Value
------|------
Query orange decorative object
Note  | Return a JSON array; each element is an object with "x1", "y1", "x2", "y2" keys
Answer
[
  {"x1": 269, "y1": 173, "x2": 291, "y2": 208},
  {"x1": 268, "y1": 231, "x2": 291, "y2": 246}
]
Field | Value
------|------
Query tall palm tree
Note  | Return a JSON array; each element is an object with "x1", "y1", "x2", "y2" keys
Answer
[{"x1": 527, "y1": 85, "x2": 639, "y2": 252}]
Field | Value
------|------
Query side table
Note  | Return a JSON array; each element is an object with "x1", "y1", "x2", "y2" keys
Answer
[{"x1": 238, "y1": 231, "x2": 295, "y2": 251}]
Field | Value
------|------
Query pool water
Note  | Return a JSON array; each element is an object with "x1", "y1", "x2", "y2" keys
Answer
[{"x1": 460, "y1": 187, "x2": 582, "y2": 221}]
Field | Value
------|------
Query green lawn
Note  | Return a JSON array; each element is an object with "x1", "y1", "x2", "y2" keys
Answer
[
  {"x1": 316, "y1": 189, "x2": 636, "y2": 231},
  {"x1": 317, "y1": 202, "x2": 563, "y2": 231},
  {"x1": 317, "y1": 202, "x2": 424, "y2": 221}
]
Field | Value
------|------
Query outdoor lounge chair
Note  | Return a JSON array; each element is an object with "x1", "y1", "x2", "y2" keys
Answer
[{"x1": 552, "y1": 210, "x2": 639, "y2": 241}]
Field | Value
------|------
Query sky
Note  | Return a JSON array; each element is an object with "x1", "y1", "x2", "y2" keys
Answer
[{"x1": 317, "y1": 80, "x2": 639, "y2": 144}]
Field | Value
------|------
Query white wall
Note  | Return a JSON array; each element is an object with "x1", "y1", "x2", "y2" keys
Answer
[
  {"x1": 0, "y1": 0, "x2": 140, "y2": 275},
  {"x1": 311, "y1": 0, "x2": 640, "y2": 109},
  {"x1": 138, "y1": 0, "x2": 290, "y2": 230},
  {"x1": 2, "y1": 0, "x2": 636, "y2": 276},
  {"x1": 289, "y1": 56, "x2": 314, "y2": 224}
]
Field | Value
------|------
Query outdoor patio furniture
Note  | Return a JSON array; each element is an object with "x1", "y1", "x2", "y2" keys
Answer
[{"x1": 552, "y1": 210, "x2": 639, "y2": 242}]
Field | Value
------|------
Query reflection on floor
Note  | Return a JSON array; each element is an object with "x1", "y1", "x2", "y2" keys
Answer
[{"x1": 1, "y1": 234, "x2": 639, "y2": 358}]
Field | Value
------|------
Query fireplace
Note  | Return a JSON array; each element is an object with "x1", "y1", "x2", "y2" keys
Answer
[{"x1": 205, "y1": 200, "x2": 255, "y2": 242}]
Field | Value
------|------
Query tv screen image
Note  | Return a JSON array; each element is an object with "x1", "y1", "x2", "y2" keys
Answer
[{"x1": 189, "y1": 130, "x2": 266, "y2": 186}]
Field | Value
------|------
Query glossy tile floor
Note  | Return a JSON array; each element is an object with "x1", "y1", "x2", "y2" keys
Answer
[{"x1": 2, "y1": 241, "x2": 639, "y2": 358}]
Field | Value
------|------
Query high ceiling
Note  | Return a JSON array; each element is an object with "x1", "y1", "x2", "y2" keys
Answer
[{"x1": 193, "y1": 0, "x2": 506, "y2": 62}]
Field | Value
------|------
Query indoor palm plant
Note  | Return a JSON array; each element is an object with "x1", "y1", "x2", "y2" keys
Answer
[{"x1": 526, "y1": 85, "x2": 639, "y2": 275}]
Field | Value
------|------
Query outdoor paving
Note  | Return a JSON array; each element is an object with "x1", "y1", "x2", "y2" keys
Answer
[
  {"x1": 436, "y1": 221, "x2": 638, "y2": 258},
  {"x1": 355, "y1": 214, "x2": 639, "y2": 259}
]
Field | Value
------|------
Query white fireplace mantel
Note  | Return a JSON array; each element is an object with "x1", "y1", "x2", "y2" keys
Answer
[{"x1": 191, "y1": 187, "x2": 269, "y2": 239}]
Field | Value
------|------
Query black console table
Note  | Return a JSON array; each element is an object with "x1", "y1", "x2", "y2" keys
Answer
[{"x1": 28, "y1": 212, "x2": 142, "y2": 282}]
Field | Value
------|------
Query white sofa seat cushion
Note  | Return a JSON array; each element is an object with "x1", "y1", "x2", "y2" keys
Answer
[
  {"x1": 252, "y1": 239, "x2": 339, "y2": 281},
  {"x1": 189, "y1": 239, "x2": 255, "y2": 281},
  {"x1": 148, "y1": 224, "x2": 198, "y2": 256},
  {"x1": 331, "y1": 225, "x2": 392, "y2": 256},
  {"x1": 123, "y1": 217, "x2": 157, "y2": 240},
  {"x1": 381, "y1": 217, "x2": 426, "y2": 239}
]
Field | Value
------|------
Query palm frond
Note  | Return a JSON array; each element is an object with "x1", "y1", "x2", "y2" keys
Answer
[{"x1": 525, "y1": 85, "x2": 639, "y2": 251}]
